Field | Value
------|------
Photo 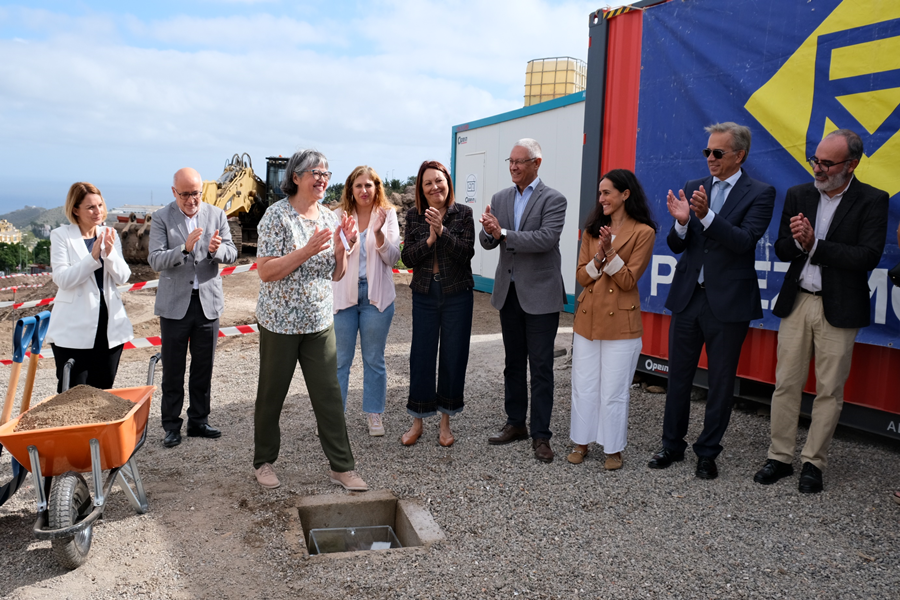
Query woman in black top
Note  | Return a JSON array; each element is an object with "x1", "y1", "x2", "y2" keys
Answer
[{"x1": 399, "y1": 160, "x2": 475, "y2": 447}]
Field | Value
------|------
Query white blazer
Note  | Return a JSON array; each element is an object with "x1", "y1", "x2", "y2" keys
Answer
[{"x1": 46, "y1": 223, "x2": 134, "y2": 349}]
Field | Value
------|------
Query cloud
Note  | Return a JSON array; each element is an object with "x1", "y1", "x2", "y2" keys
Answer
[{"x1": 0, "y1": 0, "x2": 602, "y2": 209}]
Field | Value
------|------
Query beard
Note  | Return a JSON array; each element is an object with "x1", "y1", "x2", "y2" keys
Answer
[{"x1": 813, "y1": 164, "x2": 851, "y2": 193}]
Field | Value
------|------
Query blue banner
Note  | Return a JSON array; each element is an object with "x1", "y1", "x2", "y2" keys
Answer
[{"x1": 634, "y1": 0, "x2": 900, "y2": 347}]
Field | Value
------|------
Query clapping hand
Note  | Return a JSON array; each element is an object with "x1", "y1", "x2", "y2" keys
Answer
[
  {"x1": 425, "y1": 207, "x2": 443, "y2": 243},
  {"x1": 334, "y1": 212, "x2": 357, "y2": 253},
  {"x1": 667, "y1": 189, "x2": 691, "y2": 226},
  {"x1": 370, "y1": 207, "x2": 387, "y2": 232},
  {"x1": 790, "y1": 213, "x2": 815, "y2": 252},
  {"x1": 598, "y1": 226, "x2": 613, "y2": 256},
  {"x1": 303, "y1": 225, "x2": 332, "y2": 259},
  {"x1": 208, "y1": 229, "x2": 222, "y2": 254},
  {"x1": 185, "y1": 228, "x2": 204, "y2": 252},
  {"x1": 688, "y1": 185, "x2": 709, "y2": 219},
  {"x1": 480, "y1": 205, "x2": 501, "y2": 239}
]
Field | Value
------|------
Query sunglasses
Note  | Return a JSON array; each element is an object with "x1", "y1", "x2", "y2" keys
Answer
[{"x1": 702, "y1": 148, "x2": 739, "y2": 159}]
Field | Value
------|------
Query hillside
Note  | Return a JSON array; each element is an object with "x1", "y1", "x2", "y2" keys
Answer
[{"x1": 0, "y1": 205, "x2": 66, "y2": 229}]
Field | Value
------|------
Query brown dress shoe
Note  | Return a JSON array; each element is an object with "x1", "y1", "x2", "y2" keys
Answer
[
  {"x1": 488, "y1": 424, "x2": 529, "y2": 445},
  {"x1": 533, "y1": 438, "x2": 554, "y2": 463}
]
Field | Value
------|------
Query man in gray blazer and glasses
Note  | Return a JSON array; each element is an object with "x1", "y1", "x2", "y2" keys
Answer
[
  {"x1": 480, "y1": 138, "x2": 567, "y2": 463},
  {"x1": 149, "y1": 167, "x2": 238, "y2": 448}
]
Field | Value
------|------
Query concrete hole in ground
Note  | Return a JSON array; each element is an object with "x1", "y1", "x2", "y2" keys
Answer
[{"x1": 289, "y1": 489, "x2": 445, "y2": 558}]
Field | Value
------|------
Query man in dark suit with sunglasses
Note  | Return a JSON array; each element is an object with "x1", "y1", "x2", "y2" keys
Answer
[
  {"x1": 753, "y1": 129, "x2": 887, "y2": 493},
  {"x1": 648, "y1": 122, "x2": 775, "y2": 479}
]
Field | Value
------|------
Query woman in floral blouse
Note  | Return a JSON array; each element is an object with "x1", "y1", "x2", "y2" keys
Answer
[
  {"x1": 399, "y1": 160, "x2": 475, "y2": 447},
  {"x1": 252, "y1": 149, "x2": 367, "y2": 493}
]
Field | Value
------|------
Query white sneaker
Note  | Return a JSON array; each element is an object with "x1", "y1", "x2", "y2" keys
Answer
[
  {"x1": 329, "y1": 470, "x2": 368, "y2": 491},
  {"x1": 255, "y1": 463, "x2": 280, "y2": 489},
  {"x1": 367, "y1": 413, "x2": 385, "y2": 436}
]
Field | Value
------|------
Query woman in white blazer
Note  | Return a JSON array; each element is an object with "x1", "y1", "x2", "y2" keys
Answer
[
  {"x1": 46, "y1": 182, "x2": 134, "y2": 392},
  {"x1": 332, "y1": 166, "x2": 401, "y2": 436}
]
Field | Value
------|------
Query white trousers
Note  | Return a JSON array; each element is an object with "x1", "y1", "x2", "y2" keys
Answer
[{"x1": 570, "y1": 333, "x2": 643, "y2": 454}]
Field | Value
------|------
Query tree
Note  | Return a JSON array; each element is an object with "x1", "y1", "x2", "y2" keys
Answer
[
  {"x1": 405, "y1": 175, "x2": 417, "y2": 187},
  {"x1": 324, "y1": 182, "x2": 344, "y2": 205},
  {"x1": 33, "y1": 239, "x2": 51, "y2": 265},
  {"x1": 0, "y1": 243, "x2": 30, "y2": 272}
]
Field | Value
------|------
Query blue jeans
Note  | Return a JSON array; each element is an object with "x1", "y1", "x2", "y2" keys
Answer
[
  {"x1": 408, "y1": 277, "x2": 473, "y2": 418},
  {"x1": 334, "y1": 279, "x2": 395, "y2": 414}
]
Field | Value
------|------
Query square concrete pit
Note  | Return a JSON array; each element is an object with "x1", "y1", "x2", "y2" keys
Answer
[{"x1": 288, "y1": 489, "x2": 445, "y2": 558}]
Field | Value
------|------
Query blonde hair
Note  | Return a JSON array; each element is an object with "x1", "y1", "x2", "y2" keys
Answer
[
  {"x1": 65, "y1": 182, "x2": 107, "y2": 225},
  {"x1": 339, "y1": 166, "x2": 396, "y2": 214}
]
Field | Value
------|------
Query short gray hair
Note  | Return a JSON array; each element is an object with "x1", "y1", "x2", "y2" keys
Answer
[
  {"x1": 824, "y1": 129, "x2": 864, "y2": 161},
  {"x1": 513, "y1": 138, "x2": 542, "y2": 159},
  {"x1": 281, "y1": 149, "x2": 329, "y2": 196},
  {"x1": 704, "y1": 122, "x2": 752, "y2": 163}
]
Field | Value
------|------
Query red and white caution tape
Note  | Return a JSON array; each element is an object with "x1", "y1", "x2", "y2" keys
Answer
[
  {"x1": 391, "y1": 269, "x2": 413, "y2": 274},
  {"x1": 0, "y1": 284, "x2": 45, "y2": 292},
  {"x1": 0, "y1": 262, "x2": 259, "y2": 310},
  {"x1": 0, "y1": 272, "x2": 51, "y2": 280},
  {"x1": 0, "y1": 322, "x2": 260, "y2": 365}
]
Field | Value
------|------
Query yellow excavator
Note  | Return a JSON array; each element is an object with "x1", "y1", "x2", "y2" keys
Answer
[{"x1": 115, "y1": 153, "x2": 289, "y2": 263}]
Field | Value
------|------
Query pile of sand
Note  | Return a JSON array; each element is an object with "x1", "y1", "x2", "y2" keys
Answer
[{"x1": 14, "y1": 385, "x2": 136, "y2": 432}]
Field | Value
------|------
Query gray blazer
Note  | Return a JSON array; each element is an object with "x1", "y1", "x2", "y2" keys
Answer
[
  {"x1": 479, "y1": 181, "x2": 567, "y2": 314},
  {"x1": 148, "y1": 201, "x2": 238, "y2": 320}
]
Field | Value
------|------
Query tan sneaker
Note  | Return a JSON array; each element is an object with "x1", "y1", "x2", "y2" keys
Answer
[
  {"x1": 367, "y1": 413, "x2": 385, "y2": 436},
  {"x1": 329, "y1": 470, "x2": 368, "y2": 491},
  {"x1": 255, "y1": 463, "x2": 280, "y2": 489}
]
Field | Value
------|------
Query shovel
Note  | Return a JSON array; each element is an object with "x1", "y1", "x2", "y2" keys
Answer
[
  {"x1": 19, "y1": 310, "x2": 52, "y2": 415},
  {"x1": 0, "y1": 315, "x2": 37, "y2": 506}
]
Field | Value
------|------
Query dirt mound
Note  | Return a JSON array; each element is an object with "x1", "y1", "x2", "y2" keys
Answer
[{"x1": 14, "y1": 384, "x2": 135, "y2": 431}]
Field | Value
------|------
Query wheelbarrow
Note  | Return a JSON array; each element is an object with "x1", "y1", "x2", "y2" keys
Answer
[{"x1": 0, "y1": 353, "x2": 161, "y2": 569}]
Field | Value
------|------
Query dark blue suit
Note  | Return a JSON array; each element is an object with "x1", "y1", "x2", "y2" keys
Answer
[{"x1": 662, "y1": 171, "x2": 775, "y2": 458}]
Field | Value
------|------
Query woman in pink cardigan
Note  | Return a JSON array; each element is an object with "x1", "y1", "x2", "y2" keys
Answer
[{"x1": 332, "y1": 166, "x2": 401, "y2": 436}]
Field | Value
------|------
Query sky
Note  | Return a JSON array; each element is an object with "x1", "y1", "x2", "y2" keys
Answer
[{"x1": 0, "y1": 0, "x2": 618, "y2": 213}]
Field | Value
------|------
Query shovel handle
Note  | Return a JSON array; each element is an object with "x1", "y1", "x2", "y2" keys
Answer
[
  {"x1": 1, "y1": 363, "x2": 23, "y2": 425},
  {"x1": 19, "y1": 354, "x2": 40, "y2": 414},
  {"x1": 19, "y1": 311, "x2": 51, "y2": 415}
]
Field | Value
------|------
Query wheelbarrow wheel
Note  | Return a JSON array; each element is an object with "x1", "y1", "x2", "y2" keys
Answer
[{"x1": 48, "y1": 472, "x2": 93, "y2": 569}]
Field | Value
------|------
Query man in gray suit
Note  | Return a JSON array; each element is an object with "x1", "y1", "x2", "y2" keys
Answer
[
  {"x1": 149, "y1": 167, "x2": 238, "y2": 448},
  {"x1": 480, "y1": 138, "x2": 567, "y2": 463}
]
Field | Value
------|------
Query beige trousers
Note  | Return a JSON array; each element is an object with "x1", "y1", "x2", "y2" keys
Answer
[{"x1": 768, "y1": 292, "x2": 857, "y2": 470}]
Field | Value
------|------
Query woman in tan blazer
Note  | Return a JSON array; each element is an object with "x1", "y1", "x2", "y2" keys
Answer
[{"x1": 568, "y1": 169, "x2": 657, "y2": 470}]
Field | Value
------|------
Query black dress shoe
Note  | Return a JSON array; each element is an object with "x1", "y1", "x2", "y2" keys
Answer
[
  {"x1": 695, "y1": 456, "x2": 718, "y2": 480},
  {"x1": 187, "y1": 423, "x2": 222, "y2": 439},
  {"x1": 647, "y1": 447, "x2": 685, "y2": 469},
  {"x1": 163, "y1": 430, "x2": 182, "y2": 448},
  {"x1": 754, "y1": 459, "x2": 794, "y2": 485},
  {"x1": 488, "y1": 424, "x2": 528, "y2": 445},
  {"x1": 798, "y1": 462, "x2": 823, "y2": 493}
]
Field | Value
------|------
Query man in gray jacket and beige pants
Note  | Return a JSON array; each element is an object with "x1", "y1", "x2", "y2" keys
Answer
[
  {"x1": 480, "y1": 138, "x2": 567, "y2": 463},
  {"x1": 149, "y1": 167, "x2": 238, "y2": 448}
]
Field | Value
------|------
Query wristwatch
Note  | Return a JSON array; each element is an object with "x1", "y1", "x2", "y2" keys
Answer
[
  {"x1": 499, "y1": 228, "x2": 507, "y2": 242},
  {"x1": 181, "y1": 243, "x2": 189, "y2": 255}
]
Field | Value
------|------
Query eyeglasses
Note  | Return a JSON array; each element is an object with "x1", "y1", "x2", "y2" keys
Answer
[
  {"x1": 702, "y1": 148, "x2": 739, "y2": 159},
  {"x1": 505, "y1": 157, "x2": 537, "y2": 167},
  {"x1": 807, "y1": 156, "x2": 852, "y2": 170},
  {"x1": 176, "y1": 190, "x2": 201, "y2": 200},
  {"x1": 300, "y1": 169, "x2": 333, "y2": 181}
]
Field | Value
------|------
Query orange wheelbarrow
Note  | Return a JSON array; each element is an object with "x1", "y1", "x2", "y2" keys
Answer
[{"x1": 0, "y1": 354, "x2": 160, "y2": 569}]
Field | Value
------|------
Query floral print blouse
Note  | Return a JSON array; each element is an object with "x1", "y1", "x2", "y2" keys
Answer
[{"x1": 256, "y1": 199, "x2": 338, "y2": 335}]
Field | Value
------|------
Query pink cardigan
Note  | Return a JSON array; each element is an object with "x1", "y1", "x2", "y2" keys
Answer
[{"x1": 332, "y1": 207, "x2": 401, "y2": 313}]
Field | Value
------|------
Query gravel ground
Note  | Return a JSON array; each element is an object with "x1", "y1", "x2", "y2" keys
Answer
[{"x1": 0, "y1": 272, "x2": 898, "y2": 599}]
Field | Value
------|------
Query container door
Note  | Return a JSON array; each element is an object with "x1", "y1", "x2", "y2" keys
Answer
[{"x1": 456, "y1": 151, "x2": 486, "y2": 277}]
